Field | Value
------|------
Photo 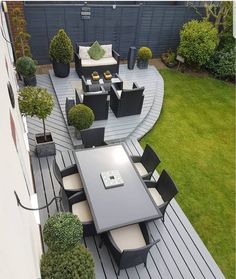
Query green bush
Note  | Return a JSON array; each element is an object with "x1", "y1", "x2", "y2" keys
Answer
[
  {"x1": 40, "y1": 244, "x2": 95, "y2": 279},
  {"x1": 138, "y1": 47, "x2": 152, "y2": 61},
  {"x1": 68, "y1": 104, "x2": 94, "y2": 131},
  {"x1": 206, "y1": 48, "x2": 235, "y2": 80},
  {"x1": 16, "y1": 56, "x2": 36, "y2": 77},
  {"x1": 49, "y1": 29, "x2": 73, "y2": 64},
  {"x1": 43, "y1": 213, "x2": 83, "y2": 252},
  {"x1": 178, "y1": 20, "x2": 218, "y2": 66}
]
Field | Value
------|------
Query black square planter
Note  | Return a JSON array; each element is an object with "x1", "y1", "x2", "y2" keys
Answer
[{"x1": 35, "y1": 132, "x2": 56, "y2": 157}]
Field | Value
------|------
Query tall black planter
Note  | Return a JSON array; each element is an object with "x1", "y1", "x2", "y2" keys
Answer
[
  {"x1": 137, "y1": 59, "x2": 149, "y2": 69},
  {"x1": 23, "y1": 75, "x2": 37, "y2": 86},
  {"x1": 52, "y1": 61, "x2": 70, "y2": 78}
]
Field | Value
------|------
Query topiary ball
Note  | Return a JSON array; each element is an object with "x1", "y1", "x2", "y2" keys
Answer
[
  {"x1": 43, "y1": 212, "x2": 83, "y2": 252},
  {"x1": 68, "y1": 104, "x2": 95, "y2": 131},
  {"x1": 16, "y1": 56, "x2": 37, "y2": 77},
  {"x1": 40, "y1": 244, "x2": 95, "y2": 279},
  {"x1": 138, "y1": 47, "x2": 152, "y2": 61}
]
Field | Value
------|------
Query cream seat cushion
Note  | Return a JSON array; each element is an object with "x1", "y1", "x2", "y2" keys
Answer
[
  {"x1": 82, "y1": 57, "x2": 117, "y2": 67},
  {"x1": 134, "y1": 162, "x2": 148, "y2": 177},
  {"x1": 62, "y1": 173, "x2": 83, "y2": 190},
  {"x1": 110, "y1": 224, "x2": 146, "y2": 252},
  {"x1": 72, "y1": 200, "x2": 93, "y2": 222},
  {"x1": 101, "y1": 44, "x2": 112, "y2": 58},
  {"x1": 115, "y1": 90, "x2": 122, "y2": 99},
  {"x1": 148, "y1": 188, "x2": 164, "y2": 206},
  {"x1": 79, "y1": 46, "x2": 90, "y2": 60}
]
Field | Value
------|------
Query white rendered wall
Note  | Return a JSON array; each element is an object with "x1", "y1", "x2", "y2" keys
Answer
[{"x1": 0, "y1": 3, "x2": 42, "y2": 279}]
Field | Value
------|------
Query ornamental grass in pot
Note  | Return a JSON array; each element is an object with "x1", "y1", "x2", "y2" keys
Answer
[
  {"x1": 16, "y1": 56, "x2": 37, "y2": 86},
  {"x1": 137, "y1": 47, "x2": 152, "y2": 69},
  {"x1": 49, "y1": 29, "x2": 74, "y2": 78},
  {"x1": 18, "y1": 86, "x2": 55, "y2": 157},
  {"x1": 68, "y1": 104, "x2": 95, "y2": 139}
]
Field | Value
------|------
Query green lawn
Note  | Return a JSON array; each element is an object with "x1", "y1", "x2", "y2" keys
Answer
[{"x1": 140, "y1": 69, "x2": 235, "y2": 279}]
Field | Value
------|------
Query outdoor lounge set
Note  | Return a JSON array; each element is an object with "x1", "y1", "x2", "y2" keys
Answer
[{"x1": 52, "y1": 142, "x2": 178, "y2": 274}]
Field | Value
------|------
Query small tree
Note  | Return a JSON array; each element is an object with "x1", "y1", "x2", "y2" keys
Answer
[
  {"x1": 178, "y1": 20, "x2": 218, "y2": 67},
  {"x1": 18, "y1": 87, "x2": 54, "y2": 141},
  {"x1": 12, "y1": 8, "x2": 32, "y2": 58}
]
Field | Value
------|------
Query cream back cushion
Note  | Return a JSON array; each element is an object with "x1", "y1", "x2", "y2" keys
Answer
[
  {"x1": 101, "y1": 44, "x2": 112, "y2": 58},
  {"x1": 79, "y1": 46, "x2": 90, "y2": 60}
]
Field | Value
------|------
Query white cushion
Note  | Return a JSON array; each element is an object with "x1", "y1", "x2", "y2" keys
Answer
[
  {"x1": 148, "y1": 188, "x2": 164, "y2": 206},
  {"x1": 101, "y1": 44, "x2": 112, "y2": 58},
  {"x1": 116, "y1": 90, "x2": 122, "y2": 99},
  {"x1": 123, "y1": 81, "x2": 134, "y2": 89},
  {"x1": 79, "y1": 46, "x2": 90, "y2": 60},
  {"x1": 72, "y1": 200, "x2": 93, "y2": 222},
  {"x1": 110, "y1": 224, "x2": 146, "y2": 252},
  {"x1": 82, "y1": 57, "x2": 117, "y2": 67},
  {"x1": 62, "y1": 173, "x2": 83, "y2": 190},
  {"x1": 134, "y1": 162, "x2": 148, "y2": 177}
]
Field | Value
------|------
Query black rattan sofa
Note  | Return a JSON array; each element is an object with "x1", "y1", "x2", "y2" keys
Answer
[{"x1": 74, "y1": 41, "x2": 120, "y2": 77}]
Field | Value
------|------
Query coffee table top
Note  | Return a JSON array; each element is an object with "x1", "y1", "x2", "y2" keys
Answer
[{"x1": 74, "y1": 144, "x2": 162, "y2": 233}]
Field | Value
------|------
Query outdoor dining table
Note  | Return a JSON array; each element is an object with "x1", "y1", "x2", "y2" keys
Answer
[{"x1": 74, "y1": 144, "x2": 162, "y2": 233}]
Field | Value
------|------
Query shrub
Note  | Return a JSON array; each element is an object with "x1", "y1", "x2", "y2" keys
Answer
[
  {"x1": 206, "y1": 48, "x2": 235, "y2": 80},
  {"x1": 40, "y1": 244, "x2": 95, "y2": 279},
  {"x1": 138, "y1": 47, "x2": 152, "y2": 61},
  {"x1": 49, "y1": 29, "x2": 73, "y2": 64},
  {"x1": 68, "y1": 104, "x2": 94, "y2": 131},
  {"x1": 43, "y1": 212, "x2": 83, "y2": 252},
  {"x1": 178, "y1": 20, "x2": 218, "y2": 66},
  {"x1": 18, "y1": 87, "x2": 54, "y2": 141},
  {"x1": 16, "y1": 56, "x2": 37, "y2": 77}
]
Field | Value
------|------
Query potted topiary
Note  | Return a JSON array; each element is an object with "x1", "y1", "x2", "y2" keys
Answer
[
  {"x1": 16, "y1": 56, "x2": 37, "y2": 86},
  {"x1": 40, "y1": 212, "x2": 95, "y2": 279},
  {"x1": 68, "y1": 104, "x2": 95, "y2": 139},
  {"x1": 137, "y1": 47, "x2": 152, "y2": 69},
  {"x1": 161, "y1": 49, "x2": 177, "y2": 68},
  {"x1": 49, "y1": 29, "x2": 73, "y2": 78},
  {"x1": 18, "y1": 86, "x2": 55, "y2": 157}
]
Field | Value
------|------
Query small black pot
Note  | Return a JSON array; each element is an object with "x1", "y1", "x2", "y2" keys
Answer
[
  {"x1": 52, "y1": 61, "x2": 70, "y2": 78},
  {"x1": 23, "y1": 75, "x2": 37, "y2": 86},
  {"x1": 35, "y1": 132, "x2": 56, "y2": 157},
  {"x1": 137, "y1": 59, "x2": 149, "y2": 69}
]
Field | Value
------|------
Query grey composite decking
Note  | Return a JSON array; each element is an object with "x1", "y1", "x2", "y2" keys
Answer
[
  {"x1": 49, "y1": 65, "x2": 163, "y2": 148},
  {"x1": 30, "y1": 139, "x2": 225, "y2": 279},
  {"x1": 27, "y1": 67, "x2": 225, "y2": 278}
]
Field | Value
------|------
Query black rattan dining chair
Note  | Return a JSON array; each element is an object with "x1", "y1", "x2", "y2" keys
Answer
[
  {"x1": 60, "y1": 187, "x2": 97, "y2": 237},
  {"x1": 145, "y1": 169, "x2": 178, "y2": 222},
  {"x1": 53, "y1": 159, "x2": 83, "y2": 198},
  {"x1": 131, "y1": 144, "x2": 161, "y2": 180},
  {"x1": 101, "y1": 222, "x2": 160, "y2": 275},
  {"x1": 80, "y1": 127, "x2": 107, "y2": 148}
]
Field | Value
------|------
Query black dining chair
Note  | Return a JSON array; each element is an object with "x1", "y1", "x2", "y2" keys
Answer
[
  {"x1": 80, "y1": 127, "x2": 107, "y2": 148},
  {"x1": 145, "y1": 169, "x2": 178, "y2": 222},
  {"x1": 60, "y1": 187, "x2": 97, "y2": 237},
  {"x1": 131, "y1": 144, "x2": 161, "y2": 180},
  {"x1": 53, "y1": 159, "x2": 83, "y2": 198},
  {"x1": 101, "y1": 222, "x2": 160, "y2": 275}
]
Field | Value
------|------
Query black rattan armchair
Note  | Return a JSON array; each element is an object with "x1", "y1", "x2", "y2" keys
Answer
[
  {"x1": 110, "y1": 82, "x2": 144, "y2": 117},
  {"x1": 131, "y1": 144, "x2": 161, "y2": 180},
  {"x1": 75, "y1": 86, "x2": 109, "y2": 120},
  {"x1": 53, "y1": 159, "x2": 83, "y2": 197},
  {"x1": 102, "y1": 222, "x2": 160, "y2": 275},
  {"x1": 80, "y1": 127, "x2": 107, "y2": 148},
  {"x1": 60, "y1": 187, "x2": 97, "y2": 236},
  {"x1": 145, "y1": 170, "x2": 178, "y2": 222}
]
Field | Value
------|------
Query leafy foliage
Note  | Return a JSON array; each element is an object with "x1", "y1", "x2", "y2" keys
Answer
[
  {"x1": 12, "y1": 8, "x2": 32, "y2": 58},
  {"x1": 138, "y1": 47, "x2": 152, "y2": 61},
  {"x1": 40, "y1": 244, "x2": 95, "y2": 279},
  {"x1": 178, "y1": 20, "x2": 218, "y2": 66},
  {"x1": 16, "y1": 56, "x2": 37, "y2": 77},
  {"x1": 68, "y1": 104, "x2": 94, "y2": 131},
  {"x1": 18, "y1": 87, "x2": 53, "y2": 120},
  {"x1": 43, "y1": 212, "x2": 83, "y2": 252},
  {"x1": 206, "y1": 48, "x2": 235, "y2": 80},
  {"x1": 49, "y1": 29, "x2": 73, "y2": 64}
]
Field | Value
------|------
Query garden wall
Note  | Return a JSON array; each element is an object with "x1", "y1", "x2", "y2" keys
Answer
[{"x1": 23, "y1": 1, "x2": 204, "y2": 64}]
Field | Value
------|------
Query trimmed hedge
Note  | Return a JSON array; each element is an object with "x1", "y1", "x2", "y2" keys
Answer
[
  {"x1": 68, "y1": 104, "x2": 94, "y2": 131},
  {"x1": 43, "y1": 212, "x2": 83, "y2": 252},
  {"x1": 40, "y1": 244, "x2": 95, "y2": 279},
  {"x1": 16, "y1": 56, "x2": 36, "y2": 77},
  {"x1": 138, "y1": 47, "x2": 152, "y2": 61}
]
